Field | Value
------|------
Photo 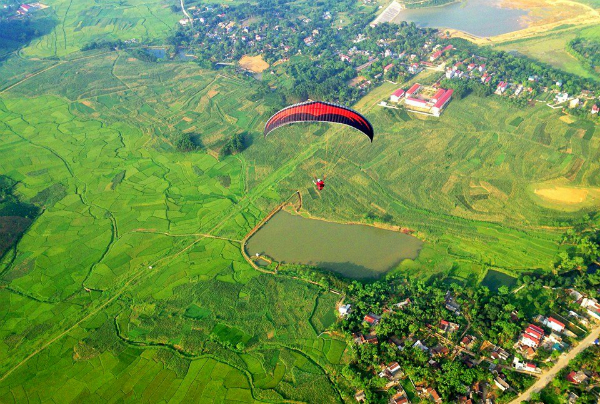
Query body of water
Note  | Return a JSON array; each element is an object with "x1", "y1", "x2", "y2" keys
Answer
[
  {"x1": 394, "y1": 0, "x2": 530, "y2": 37},
  {"x1": 146, "y1": 48, "x2": 167, "y2": 59},
  {"x1": 246, "y1": 211, "x2": 423, "y2": 279},
  {"x1": 481, "y1": 269, "x2": 517, "y2": 292}
]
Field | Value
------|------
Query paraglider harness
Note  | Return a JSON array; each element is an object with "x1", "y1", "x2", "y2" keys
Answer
[{"x1": 313, "y1": 177, "x2": 325, "y2": 191}]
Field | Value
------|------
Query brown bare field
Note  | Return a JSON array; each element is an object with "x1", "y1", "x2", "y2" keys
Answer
[{"x1": 239, "y1": 55, "x2": 269, "y2": 73}]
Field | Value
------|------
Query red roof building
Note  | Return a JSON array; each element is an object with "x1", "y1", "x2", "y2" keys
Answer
[
  {"x1": 443, "y1": 44, "x2": 453, "y2": 51},
  {"x1": 364, "y1": 313, "x2": 381, "y2": 325},
  {"x1": 520, "y1": 324, "x2": 544, "y2": 348},
  {"x1": 545, "y1": 317, "x2": 565, "y2": 333},
  {"x1": 433, "y1": 89, "x2": 453, "y2": 110},
  {"x1": 406, "y1": 83, "x2": 421, "y2": 96},
  {"x1": 390, "y1": 88, "x2": 405, "y2": 102},
  {"x1": 384, "y1": 63, "x2": 394, "y2": 72},
  {"x1": 430, "y1": 50, "x2": 443, "y2": 61},
  {"x1": 592, "y1": 104, "x2": 599, "y2": 114}
]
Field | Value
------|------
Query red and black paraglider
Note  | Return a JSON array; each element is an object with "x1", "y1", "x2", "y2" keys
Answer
[
  {"x1": 264, "y1": 100, "x2": 374, "y2": 191},
  {"x1": 264, "y1": 101, "x2": 374, "y2": 141}
]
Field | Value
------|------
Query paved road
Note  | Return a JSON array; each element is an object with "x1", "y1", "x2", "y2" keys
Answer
[{"x1": 510, "y1": 325, "x2": 600, "y2": 403}]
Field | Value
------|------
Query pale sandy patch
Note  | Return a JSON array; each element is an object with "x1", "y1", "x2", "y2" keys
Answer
[
  {"x1": 534, "y1": 187, "x2": 588, "y2": 203},
  {"x1": 239, "y1": 55, "x2": 269, "y2": 73}
]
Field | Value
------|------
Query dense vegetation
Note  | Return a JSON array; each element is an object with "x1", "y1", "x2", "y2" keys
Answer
[{"x1": 568, "y1": 38, "x2": 600, "y2": 74}]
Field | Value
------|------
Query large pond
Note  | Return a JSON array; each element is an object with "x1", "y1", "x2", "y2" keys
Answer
[
  {"x1": 246, "y1": 211, "x2": 423, "y2": 279},
  {"x1": 393, "y1": 0, "x2": 530, "y2": 37},
  {"x1": 480, "y1": 269, "x2": 517, "y2": 292}
]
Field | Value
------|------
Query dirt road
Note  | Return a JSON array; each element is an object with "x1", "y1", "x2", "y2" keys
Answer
[{"x1": 510, "y1": 325, "x2": 600, "y2": 403}]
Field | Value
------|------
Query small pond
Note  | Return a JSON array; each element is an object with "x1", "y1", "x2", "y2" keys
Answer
[
  {"x1": 246, "y1": 211, "x2": 423, "y2": 279},
  {"x1": 481, "y1": 269, "x2": 517, "y2": 292},
  {"x1": 146, "y1": 48, "x2": 167, "y2": 59}
]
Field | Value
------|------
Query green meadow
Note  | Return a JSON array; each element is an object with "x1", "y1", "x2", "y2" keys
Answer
[{"x1": 1, "y1": 0, "x2": 599, "y2": 400}]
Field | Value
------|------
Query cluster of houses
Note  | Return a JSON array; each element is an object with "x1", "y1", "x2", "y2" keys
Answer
[
  {"x1": 2, "y1": 2, "x2": 44, "y2": 17},
  {"x1": 387, "y1": 83, "x2": 454, "y2": 117},
  {"x1": 340, "y1": 283, "x2": 600, "y2": 403},
  {"x1": 571, "y1": 289, "x2": 600, "y2": 320},
  {"x1": 446, "y1": 60, "x2": 487, "y2": 81}
]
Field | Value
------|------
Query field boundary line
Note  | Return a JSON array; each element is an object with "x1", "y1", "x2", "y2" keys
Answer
[{"x1": 0, "y1": 51, "x2": 113, "y2": 94}]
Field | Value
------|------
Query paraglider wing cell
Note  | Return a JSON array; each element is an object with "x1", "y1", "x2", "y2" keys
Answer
[{"x1": 264, "y1": 101, "x2": 374, "y2": 141}]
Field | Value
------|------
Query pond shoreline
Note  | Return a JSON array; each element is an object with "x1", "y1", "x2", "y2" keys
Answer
[{"x1": 244, "y1": 197, "x2": 423, "y2": 279}]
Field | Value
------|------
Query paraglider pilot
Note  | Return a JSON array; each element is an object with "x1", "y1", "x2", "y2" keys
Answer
[{"x1": 313, "y1": 178, "x2": 325, "y2": 191}]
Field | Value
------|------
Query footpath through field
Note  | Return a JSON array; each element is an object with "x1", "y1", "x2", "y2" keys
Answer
[{"x1": 509, "y1": 324, "x2": 600, "y2": 403}]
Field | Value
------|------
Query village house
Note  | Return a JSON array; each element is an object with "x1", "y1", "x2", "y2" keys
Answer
[
  {"x1": 566, "y1": 370, "x2": 589, "y2": 384},
  {"x1": 592, "y1": 104, "x2": 599, "y2": 114},
  {"x1": 495, "y1": 81, "x2": 508, "y2": 95},
  {"x1": 338, "y1": 304, "x2": 352, "y2": 317},
  {"x1": 413, "y1": 340, "x2": 429, "y2": 352},
  {"x1": 513, "y1": 357, "x2": 541, "y2": 374},
  {"x1": 490, "y1": 345, "x2": 510, "y2": 361},
  {"x1": 379, "y1": 361, "x2": 403, "y2": 380},
  {"x1": 569, "y1": 98, "x2": 581, "y2": 109},
  {"x1": 543, "y1": 316, "x2": 566, "y2": 333},
  {"x1": 494, "y1": 377, "x2": 510, "y2": 392},
  {"x1": 408, "y1": 63, "x2": 420, "y2": 74},
  {"x1": 431, "y1": 345, "x2": 450, "y2": 357},
  {"x1": 555, "y1": 92, "x2": 569, "y2": 103},
  {"x1": 389, "y1": 391, "x2": 409, "y2": 404},
  {"x1": 425, "y1": 388, "x2": 442, "y2": 403},
  {"x1": 364, "y1": 313, "x2": 381, "y2": 326},
  {"x1": 445, "y1": 291, "x2": 461, "y2": 315},
  {"x1": 384, "y1": 63, "x2": 394, "y2": 73},
  {"x1": 581, "y1": 297, "x2": 600, "y2": 320},
  {"x1": 519, "y1": 324, "x2": 544, "y2": 349},
  {"x1": 394, "y1": 297, "x2": 411, "y2": 309},
  {"x1": 390, "y1": 89, "x2": 405, "y2": 103},
  {"x1": 355, "y1": 390, "x2": 366, "y2": 402},
  {"x1": 430, "y1": 49, "x2": 443, "y2": 62},
  {"x1": 514, "y1": 84, "x2": 524, "y2": 96},
  {"x1": 439, "y1": 319, "x2": 459, "y2": 334},
  {"x1": 460, "y1": 335, "x2": 477, "y2": 350}
]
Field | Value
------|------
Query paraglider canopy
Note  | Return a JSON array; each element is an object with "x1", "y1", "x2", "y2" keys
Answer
[{"x1": 264, "y1": 101, "x2": 374, "y2": 141}]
